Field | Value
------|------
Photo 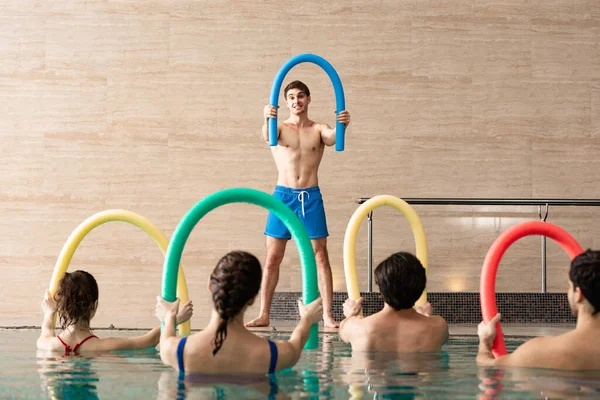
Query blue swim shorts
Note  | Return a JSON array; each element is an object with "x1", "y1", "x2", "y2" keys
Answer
[{"x1": 264, "y1": 186, "x2": 329, "y2": 240}]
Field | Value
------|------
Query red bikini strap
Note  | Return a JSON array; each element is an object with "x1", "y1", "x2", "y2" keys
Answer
[
  {"x1": 57, "y1": 335, "x2": 72, "y2": 354},
  {"x1": 72, "y1": 335, "x2": 98, "y2": 353}
]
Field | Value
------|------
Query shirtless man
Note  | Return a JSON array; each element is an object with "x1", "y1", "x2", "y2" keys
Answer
[
  {"x1": 246, "y1": 80, "x2": 350, "y2": 328},
  {"x1": 339, "y1": 252, "x2": 449, "y2": 352},
  {"x1": 477, "y1": 249, "x2": 600, "y2": 370}
]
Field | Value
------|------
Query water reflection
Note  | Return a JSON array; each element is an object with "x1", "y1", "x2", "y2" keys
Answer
[
  {"x1": 157, "y1": 369, "x2": 288, "y2": 399},
  {"x1": 21, "y1": 334, "x2": 600, "y2": 399},
  {"x1": 478, "y1": 367, "x2": 600, "y2": 400},
  {"x1": 37, "y1": 350, "x2": 100, "y2": 400},
  {"x1": 339, "y1": 350, "x2": 450, "y2": 400}
]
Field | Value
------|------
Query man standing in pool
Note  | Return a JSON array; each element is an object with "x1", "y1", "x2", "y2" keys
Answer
[
  {"x1": 478, "y1": 249, "x2": 600, "y2": 369},
  {"x1": 246, "y1": 80, "x2": 350, "y2": 328}
]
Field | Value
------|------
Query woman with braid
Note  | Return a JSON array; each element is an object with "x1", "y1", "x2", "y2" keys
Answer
[{"x1": 155, "y1": 250, "x2": 323, "y2": 375}]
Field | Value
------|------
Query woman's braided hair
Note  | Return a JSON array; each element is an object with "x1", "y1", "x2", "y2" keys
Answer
[{"x1": 210, "y1": 251, "x2": 262, "y2": 356}]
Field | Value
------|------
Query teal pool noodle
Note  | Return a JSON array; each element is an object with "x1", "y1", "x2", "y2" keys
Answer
[
  {"x1": 269, "y1": 54, "x2": 346, "y2": 151},
  {"x1": 161, "y1": 188, "x2": 319, "y2": 350}
]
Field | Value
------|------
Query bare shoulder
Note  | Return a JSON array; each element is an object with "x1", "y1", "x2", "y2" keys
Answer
[
  {"x1": 496, "y1": 336, "x2": 557, "y2": 367},
  {"x1": 427, "y1": 315, "x2": 449, "y2": 341},
  {"x1": 340, "y1": 315, "x2": 368, "y2": 341},
  {"x1": 278, "y1": 121, "x2": 289, "y2": 131},
  {"x1": 315, "y1": 122, "x2": 331, "y2": 132},
  {"x1": 517, "y1": 335, "x2": 555, "y2": 350},
  {"x1": 37, "y1": 337, "x2": 63, "y2": 352},
  {"x1": 354, "y1": 315, "x2": 371, "y2": 330},
  {"x1": 427, "y1": 315, "x2": 448, "y2": 329},
  {"x1": 83, "y1": 336, "x2": 117, "y2": 351}
]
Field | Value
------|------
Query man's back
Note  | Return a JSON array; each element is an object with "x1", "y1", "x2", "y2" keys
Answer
[
  {"x1": 343, "y1": 308, "x2": 449, "y2": 353},
  {"x1": 339, "y1": 253, "x2": 447, "y2": 352},
  {"x1": 493, "y1": 327, "x2": 600, "y2": 370}
]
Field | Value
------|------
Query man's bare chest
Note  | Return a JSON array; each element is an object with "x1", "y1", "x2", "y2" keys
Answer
[{"x1": 278, "y1": 127, "x2": 322, "y2": 150}]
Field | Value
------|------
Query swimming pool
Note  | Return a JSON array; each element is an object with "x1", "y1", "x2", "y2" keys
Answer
[{"x1": 1, "y1": 330, "x2": 599, "y2": 399}]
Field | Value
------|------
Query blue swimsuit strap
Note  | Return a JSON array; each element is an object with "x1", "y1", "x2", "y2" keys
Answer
[
  {"x1": 267, "y1": 339, "x2": 278, "y2": 374},
  {"x1": 177, "y1": 337, "x2": 188, "y2": 374},
  {"x1": 178, "y1": 337, "x2": 277, "y2": 375}
]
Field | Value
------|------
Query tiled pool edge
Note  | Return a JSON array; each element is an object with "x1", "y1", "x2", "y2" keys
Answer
[{"x1": 270, "y1": 292, "x2": 576, "y2": 324}]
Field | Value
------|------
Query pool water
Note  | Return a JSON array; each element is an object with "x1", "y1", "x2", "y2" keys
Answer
[{"x1": 1, "y1": 330, "x2": 599, "y2": 399}]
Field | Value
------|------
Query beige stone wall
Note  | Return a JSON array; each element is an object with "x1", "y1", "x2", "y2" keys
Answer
[{"x1": 1, "y1": 1, "x2": 598, "y2": 328}]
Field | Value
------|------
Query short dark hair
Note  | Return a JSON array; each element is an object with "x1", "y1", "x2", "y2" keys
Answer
[
  {"x1": 569, "y1": 249, "x2": 600, "y2": 315},
  {"x1": 374, "y1": 252, "x2": 426, "y2": 310},
  {"x1": 283, "y1": 80, "x2": 310, "y2": 99}
]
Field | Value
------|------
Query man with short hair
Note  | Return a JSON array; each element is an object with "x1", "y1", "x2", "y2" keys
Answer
[
  {"x1": 477, "y1": 249, "x2": 600, "y2": 370},
  {"x1": 246, "y1": 80, "x2": 350, "y2": 328},
  {"x1": 339, "y1": 252, "x2": 449, "y2": 352}
]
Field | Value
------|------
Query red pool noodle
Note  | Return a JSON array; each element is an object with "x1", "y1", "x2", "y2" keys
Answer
[{"x1": 480, "y1": 221, "x2": 583, "y2": 357}]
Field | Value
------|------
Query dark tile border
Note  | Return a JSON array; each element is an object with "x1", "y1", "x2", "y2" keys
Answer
[{"x1": 270, "y1": 292, "x2": 576, "y2": 324}]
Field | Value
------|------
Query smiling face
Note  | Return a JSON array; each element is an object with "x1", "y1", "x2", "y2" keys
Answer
[
  {"x1": 283, "y1": 80, "x2": 311, "y2": 116},
  {"x1": 285, "y1": 88, "x2": 311, "y2": 115}
]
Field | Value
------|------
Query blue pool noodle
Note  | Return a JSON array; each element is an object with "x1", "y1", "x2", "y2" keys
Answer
[{"x1": 268, "y1": 54, "x2": 346, "y2": 151}]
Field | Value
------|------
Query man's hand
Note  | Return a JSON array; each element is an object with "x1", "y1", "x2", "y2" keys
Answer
[
  {"x1": 478, "y1": 313, "x2": 502, "y2": 350},
  {"x1": 414, "y1": 302, "x2": 433, "y2": 317},
  {"x1": 343, "y1": 297, "x2": 363, "y2": 318},
  {"x1": 337, "y1": 110, "x2": 351, "y2": 125},
  {"x1": 175, "y1": 300, "x2": 193, "y2": 326},
  {"x1": 264, "y1": 105, "x2": 277, "y2": 121}
]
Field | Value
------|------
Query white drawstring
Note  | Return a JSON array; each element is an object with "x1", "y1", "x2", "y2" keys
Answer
[{"x1": 295, "y1": 191, "x2": 310, "y2": 218}]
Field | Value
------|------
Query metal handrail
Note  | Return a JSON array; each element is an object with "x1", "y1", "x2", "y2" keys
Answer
[
  {"x1": 357, "y1": 198, "x2": 600, "y2": 206},
  {"x1": 355, "y1": 197, "x2": 600, "y2": 292}
]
